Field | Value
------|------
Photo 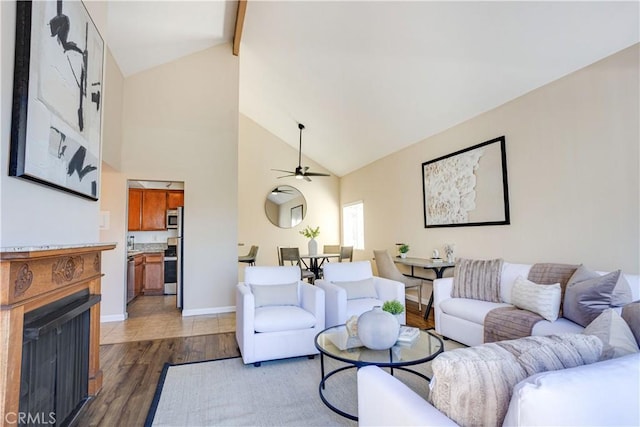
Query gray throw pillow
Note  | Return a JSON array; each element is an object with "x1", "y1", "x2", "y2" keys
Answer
[
  {"x1": 583, "y1": 308, "x2": 639, "y2": 360},
  {"x1": 332, "y1": 278, "x2": 377, "y2": 300},
  {"x1": 563, "y1": 270, "x2": 619, "y2": 327},
  {"x1": 621, "y1": 302, "x2": 640, "y2": 346},
  {"x1": 451, "y1": 258, "x2": 503, "y2": 303},
  {"x1": 569, "y1": 264, "x2": 632, "y2": 307},
  {"x1": 250, "y1": 282, "x2": 299, "y2": 307}
]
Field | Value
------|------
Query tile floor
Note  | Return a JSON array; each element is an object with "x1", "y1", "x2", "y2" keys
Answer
[{"x1": 100, "y1": 295, "x2": 235, "y2": 345}]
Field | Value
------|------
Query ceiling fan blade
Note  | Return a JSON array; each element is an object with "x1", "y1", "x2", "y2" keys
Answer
[
  {"x1": 272, "y1": 169, "x2": 295, "y2": 174},
  {"x1": 303, "y1": 172, "x2": 331, "y2": 177},
  {"x1": 303, "y1": 175, "x2": 312, "y2": 182},
  {"x1": 277, "y1": 174, "x2": 295, "y2": 179}
]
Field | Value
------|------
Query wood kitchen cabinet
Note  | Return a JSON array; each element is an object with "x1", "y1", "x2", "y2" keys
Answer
[
  {"x1": 142, "y1": 253, "x2": 164, "y2": 295},
  {"x1": 128, "y1": 189, "x2": 143, "y2": 231},
  {"x1": 134, "y1": 254, "x2": 144, "y2": 297},
  {"x1": 128, "y1": 189, "x2": 185, "y2": 231},
  {"x1": 167, "y1": 191, "x2": 184, "y2": 209}
]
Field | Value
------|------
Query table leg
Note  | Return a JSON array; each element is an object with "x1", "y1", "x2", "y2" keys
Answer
[
  {"x1": 320, "y1": 353, "x2": 325, "y2": 390},
  {"x1": 423, "y1": 267, "x2": 445, "y2": 320}
]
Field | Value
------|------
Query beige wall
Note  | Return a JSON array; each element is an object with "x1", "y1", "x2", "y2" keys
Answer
[
  {"x1": 0, "y1": 2, "x2": 100, "y2": 246},
  {"x1": 102, "y1": 49, "x2": 124, "y2": 170},
  {"x1": 238, "y1": 114, "x2": 340, "y2": 276},
  {"x1": 117, "y1": 43, "x2": 239, "y2": 316},
  {"x1": 342, "y1": 44, "x2": 639, "y2": 274}
]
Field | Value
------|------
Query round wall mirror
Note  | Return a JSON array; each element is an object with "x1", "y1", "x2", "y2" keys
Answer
[{"x1": 265, "y1": 185, "x2": 306, "y2": 228}]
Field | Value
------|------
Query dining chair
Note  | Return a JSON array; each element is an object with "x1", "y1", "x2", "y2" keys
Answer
[
  {"x1": 238, "y1": 245, "x2": 259, "y2": 266},
  {"x1": 279, "y1": 247, "x2": 315, "y2": 283},
  {"x1": 339, "y1": 246, "x2": 353, "y2": 262},
  {"x1": 373, "y1": 249, "x2": 423, "y2": 312}
]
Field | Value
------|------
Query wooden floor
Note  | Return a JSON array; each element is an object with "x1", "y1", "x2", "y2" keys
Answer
[{"x1": 74, "y1": 299, "x2": 434, "y2": 426}]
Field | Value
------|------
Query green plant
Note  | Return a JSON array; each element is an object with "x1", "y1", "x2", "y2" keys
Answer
[
  {"x1": 398, "y1": 244, "x2": 410, "y2": 254},
  {"x1": 299, "y1": 226, "x2": 320, "y2": 239},
  {"x1": 382, "y1": 300, "x2": 405, "y2": 315}
]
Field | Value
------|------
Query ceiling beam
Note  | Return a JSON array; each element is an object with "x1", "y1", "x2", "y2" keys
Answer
[{"x1": 233, "y1": 0, "x2": 247, "y2": 56}]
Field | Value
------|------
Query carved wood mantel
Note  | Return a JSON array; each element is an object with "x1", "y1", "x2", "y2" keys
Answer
[{"x1": 0, "y1": 243, "x2": 115, "y2": 424}]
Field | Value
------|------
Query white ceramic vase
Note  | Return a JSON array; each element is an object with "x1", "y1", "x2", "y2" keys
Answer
[
  {"x1": 400, "y1": 253, "x2": 407, "y2": 259},
  {"x1": 308, "y1": 238, "x2": 318, "y2": 256},
  {"x1": 357, "y1": 306, "x2": 400, "y2": 350}
]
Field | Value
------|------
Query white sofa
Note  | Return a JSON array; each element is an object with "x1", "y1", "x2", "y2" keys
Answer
[
  {"x1": 358, "y1": 352, "x2": 640, "y2": 426},
  {"x1": 434, "y1": 262, "x2": 640, "y2": 347},
  {"x1": 315, "y1": 260, "x2": 405, "y2": 327}
]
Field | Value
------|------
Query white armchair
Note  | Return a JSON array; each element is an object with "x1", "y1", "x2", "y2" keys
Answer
[
  {"x1": 236, "y1": 266, "x2": 325, "y2": 366},
  {"x1": 315, "y1": 261, "x2": 405, "y2": 327}
]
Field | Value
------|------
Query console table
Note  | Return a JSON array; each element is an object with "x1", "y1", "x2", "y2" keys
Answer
[{"x1": 393, "y1": 257, "x2": 455, "y2": 320}]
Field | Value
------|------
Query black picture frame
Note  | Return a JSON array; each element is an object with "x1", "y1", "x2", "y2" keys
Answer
[
  {"x1": 10, "y1": 0, "x2": 104, "y2": 201},
  {"x1": 422, "y1": 136, "x2": 510, "y2": 228}
]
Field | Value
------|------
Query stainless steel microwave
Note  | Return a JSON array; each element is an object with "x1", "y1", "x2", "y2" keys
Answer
[{"x1": 166, "y1": 209, "x2": 179, "y2": 229}]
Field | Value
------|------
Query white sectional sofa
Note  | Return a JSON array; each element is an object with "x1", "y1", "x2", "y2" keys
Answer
[
  {"x1": 434, "y1": 262, "x2": 640, "y2": 347},
  {"x1": 358, "y1": 352, "x2": 640, "y2": 426}
]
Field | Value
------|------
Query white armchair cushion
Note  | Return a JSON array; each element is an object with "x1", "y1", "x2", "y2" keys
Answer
[
  {"x1": 332, "y1": 278, "x2": 378, "y2": 299},
  {"x1": 254, "y1": 306, "x2": 317, "y2": 333},
  {"x1": 251, "y1": 282, "x2": 299, "y2": 307},
  {"x1": 323, "y1": 260, "x2": 373, "y2": 281}
]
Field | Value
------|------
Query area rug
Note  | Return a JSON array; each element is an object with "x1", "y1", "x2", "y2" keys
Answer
[{"x1": 145, "y1": 334, "x2": 464, "y2": 426}]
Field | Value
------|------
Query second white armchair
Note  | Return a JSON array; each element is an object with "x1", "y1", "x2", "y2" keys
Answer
[{"x1": 315, "y1": 260, "x2": 405, "y2": 327}]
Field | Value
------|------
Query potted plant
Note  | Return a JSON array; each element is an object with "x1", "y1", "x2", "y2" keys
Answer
[
  {"x1": 300, "y1": 226, "x2": 320, "y2": 255},
  {"x1": 398, "y1": 244, "x2": 410, "y2": 258},
  {"x1": 382, "y1": 299, "x2": 405, "y2": 324}
]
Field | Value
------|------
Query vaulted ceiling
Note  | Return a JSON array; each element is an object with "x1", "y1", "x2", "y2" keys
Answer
[{"x1": 107, "y1": 1, "x2": 639, "y2": 177}]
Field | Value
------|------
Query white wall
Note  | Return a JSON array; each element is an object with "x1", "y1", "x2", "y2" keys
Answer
[
  {"x1": 113, "y1": 43, "x2": 239, "y2": 316},
  {"x1": 0, "y1": 2, "x2": 100, "y2": 247},
  {"x1": 342, "y1": 45, "x2": 640, "y2": 274},
  {"x1": 238, "y1": 114, "x2": 340, "y2": 276}
]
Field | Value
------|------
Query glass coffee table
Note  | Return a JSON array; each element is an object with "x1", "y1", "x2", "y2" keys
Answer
[{"x1": 314, "y1": 325, "x2": 443, "y2": 420}]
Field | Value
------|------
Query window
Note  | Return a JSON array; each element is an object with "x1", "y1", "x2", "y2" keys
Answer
[{"x1": 342, "y1": 201, "x2": 364, "y2": 250}]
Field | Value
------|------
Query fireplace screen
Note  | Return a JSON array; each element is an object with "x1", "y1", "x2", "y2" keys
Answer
[{"x1": 20, "y1": 291, "x2": 99, "y2": 426}]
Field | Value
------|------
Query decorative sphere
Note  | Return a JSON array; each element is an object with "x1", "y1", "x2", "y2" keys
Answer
[{"x1": 357, "y1": 306, "x2": 400, "y2": 350}]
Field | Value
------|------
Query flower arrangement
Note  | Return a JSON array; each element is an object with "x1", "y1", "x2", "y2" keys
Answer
[
  {"x1": 382, "y1": 299, "x2": 405, "y2": 315},
  {"x1": 300, "y1": 226, "x2": 320, "y2": 239}
]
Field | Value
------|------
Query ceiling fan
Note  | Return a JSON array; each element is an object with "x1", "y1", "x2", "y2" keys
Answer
[
  {"x1": 270, "y1": 187, "x2": 293, "y2": 195},
  {"x1": 272, "y1": 123, "x2": 330, "y2": 182}
]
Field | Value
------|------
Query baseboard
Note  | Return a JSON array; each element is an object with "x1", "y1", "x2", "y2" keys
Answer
[
  {"x1": 181, "y1": 305, "x2": 235, "y2": 317},
  {"x1": 101, "y1": 313, "x2": 127, "y2": 322}
]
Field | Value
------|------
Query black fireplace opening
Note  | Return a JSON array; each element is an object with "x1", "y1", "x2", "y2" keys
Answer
[{"x1": 20, "y1": 290, "x2": 100, "y2": 426}]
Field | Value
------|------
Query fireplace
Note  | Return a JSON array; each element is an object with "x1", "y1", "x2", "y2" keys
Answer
[
  {"x1": 20, "y1": 290, "x2": 100, "y2": 426},
  {"x1": 0, "y1": 243, "x2": 115, "y2": 425}
]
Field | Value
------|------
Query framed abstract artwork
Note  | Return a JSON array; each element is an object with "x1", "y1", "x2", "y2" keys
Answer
[
  {"x1": 10, "y1": 0, "x2": 104, "y2": 200},
  {"x1": 422, "y1": 136, "x2": 510, "y2": 228}
]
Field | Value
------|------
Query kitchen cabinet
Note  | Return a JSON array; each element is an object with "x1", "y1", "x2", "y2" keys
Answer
[
  {"x1": 134, "y1": 254, "x2": 144, "y2": 297},
  {"x1": 128, "y1": 189, "x2": 143, "y2": 231},
  {"x1": 127, "y1": 189, "x2": 185, "y2": 231},
  {"x1": 142, "y1": 253, "x2": 164, "y2": 295},
  {"x1": 167, "y1": 191, "x2": 184, "y2": 209}
]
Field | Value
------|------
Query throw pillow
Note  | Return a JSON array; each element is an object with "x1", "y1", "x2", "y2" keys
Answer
[
  {"x1": 250, "y1": 282, "x2": 299, "y2": 307},
  {"x1": 563, "y1": 270, "x2": 620, "y2": 327},
  {"x1": 583, "y1": 308, "x2": 640, "y2": 360},
  {"x1": 332, "y1": 278, "x2": 377, "y2": 300},
  {"x1": 569, "y1": 264, "x2": 633, "y2": 307},
  {"x1": 621, "y1": 302, "x2": 640, "y2": 346},
  {"x1": 451, "y1": 258, "x2": 503, "y2": 303},
  {"x1": 511, "y1": 276, "x2": 561, "y2": 322}
]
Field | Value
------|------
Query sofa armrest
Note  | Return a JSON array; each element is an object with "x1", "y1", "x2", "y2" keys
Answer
[
  {"x1": 315, "y1": 279, "x2": 348, "y2": 327},
  {"x1": 374, "y1": 277, "x2": 405, "y2": 323},
  {"x1": 236, "y1": 283, "x2": 255, "y2": 357},
  {"x1": 358, "y1": 366, "x2": 458, "y2": 426},
  {"x1": 434, "y1": 277, "x2": 453, "y2": 335},
  {"x1": 299, "y1": 281, "x2": 325, "y2": 328}
]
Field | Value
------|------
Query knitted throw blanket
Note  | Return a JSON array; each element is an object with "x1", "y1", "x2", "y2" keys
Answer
[{"x1": 484, "y1": 263, "x2": 578, "y2": 343}]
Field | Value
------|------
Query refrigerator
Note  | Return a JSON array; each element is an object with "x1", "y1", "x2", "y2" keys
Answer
[{"x1": 176, "y1": 206, "x2": 184, "y2": 309}]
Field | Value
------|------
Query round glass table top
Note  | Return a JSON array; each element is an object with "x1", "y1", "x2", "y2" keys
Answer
[{"x1": 315, "y1": 324, "x2": 443, "y2": 367}]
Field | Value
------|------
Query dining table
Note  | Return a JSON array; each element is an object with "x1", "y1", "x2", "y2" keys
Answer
[
  {"x1": 300, "y1": 253, "x2": 341, "y2": 279},
  {"x1": 393, "y1": 257, "x2": 455, "y2": 320}
]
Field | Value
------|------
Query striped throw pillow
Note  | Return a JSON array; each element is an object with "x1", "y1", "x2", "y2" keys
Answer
[{"x1": 452, "y1": 258, "x2": 503, "y2": 302}]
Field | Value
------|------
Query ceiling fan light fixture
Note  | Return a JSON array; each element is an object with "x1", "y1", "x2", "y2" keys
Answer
[{"x1": 270, "y1": 122, "x2": 331, "y2": 182}]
